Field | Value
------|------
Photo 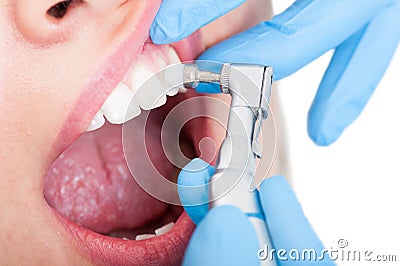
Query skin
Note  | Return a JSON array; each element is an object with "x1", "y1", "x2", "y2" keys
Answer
[{"x1": 0, "y1": 0, "x2": 273, "y2": 264}]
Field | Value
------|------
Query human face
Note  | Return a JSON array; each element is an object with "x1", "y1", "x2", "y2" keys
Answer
[{"x1": 0, "y1": 0, "x2": 272, "y2": 265}]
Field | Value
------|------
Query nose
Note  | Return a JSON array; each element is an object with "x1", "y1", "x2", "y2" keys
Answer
[{"x1": 13, "y1": 0, "x2": 132, "y2": 45}]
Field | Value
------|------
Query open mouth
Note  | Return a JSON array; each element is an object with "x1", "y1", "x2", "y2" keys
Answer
[{"x1": 42, "y1": 21, "x2": 219, "y2": 265}]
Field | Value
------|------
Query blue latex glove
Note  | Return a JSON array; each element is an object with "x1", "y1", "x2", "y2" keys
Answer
[
  {"x1": 178, "y1": 159, "x2": 335, "y2": 265},
  {"x1": 150, "y1": 0, "x2": 245, "y2": 44},
  {"x1": 151, "y1": 0, "x2": 400, "y2": 146}
]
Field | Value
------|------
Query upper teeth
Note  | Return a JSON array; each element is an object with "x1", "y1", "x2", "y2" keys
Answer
[
  {"x1": 100, "y1": 82, "x2": 140, "y2": 124},
  {"x1": 88, "y1": 46, "x2": 183, "y2": 131},
  {"x1": 87, "y1": 111, "x2": 106, "y2": 132}
]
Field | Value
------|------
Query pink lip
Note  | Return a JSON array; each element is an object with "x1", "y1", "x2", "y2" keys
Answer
[
  {"x1": 47, "y1": 1, "x2": 204, "y2": 265},
  {"x1": 52, "y1": 206, "x2": 195, "y2": 265}
]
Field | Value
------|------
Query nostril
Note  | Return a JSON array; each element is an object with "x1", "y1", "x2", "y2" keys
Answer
[
  {"x1": 14, "y1": 0, "x2": 87, "y2": 45},
  {"x1": 47, "y1": 0, "x2": 72, "y2": 19}
]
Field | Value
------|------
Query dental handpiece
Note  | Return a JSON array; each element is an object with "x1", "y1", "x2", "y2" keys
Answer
[{"x1": 183, "y1": 63, "x2": 277, "y2": 265}]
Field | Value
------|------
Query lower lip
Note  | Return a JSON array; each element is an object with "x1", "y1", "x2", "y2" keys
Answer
[{"x1": 51, "y1": 207, "x2": 195, "y2": 265}]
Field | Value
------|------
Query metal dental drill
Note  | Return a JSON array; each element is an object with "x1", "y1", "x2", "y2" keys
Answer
[{"x1": 183, "y1": 63, "x2": 277, "y2": 266}]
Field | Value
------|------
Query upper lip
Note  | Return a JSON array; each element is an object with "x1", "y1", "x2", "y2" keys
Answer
[{"x1": 49, "y1": 2, "x2": 160, "y2": 162}]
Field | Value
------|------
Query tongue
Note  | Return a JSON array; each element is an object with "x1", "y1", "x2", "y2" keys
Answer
[{"x1": 44, "y1": 121, "x2": 170, "y2": 234}]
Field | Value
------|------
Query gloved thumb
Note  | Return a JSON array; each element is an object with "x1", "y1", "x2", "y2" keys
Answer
[
  {"x1": 177, "y1": 158, "x2": 214, "y2": 224},
  {"x1": 183, "y1": 205, "x2": 260, "y2": 266}
]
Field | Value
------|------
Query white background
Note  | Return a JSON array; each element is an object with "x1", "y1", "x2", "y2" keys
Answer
[{"x1": 273, "y1": 1, "x2": 400, "y2": 265}]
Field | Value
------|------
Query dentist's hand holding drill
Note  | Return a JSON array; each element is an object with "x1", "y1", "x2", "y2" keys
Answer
[
  {"x1": 177, "y1": 159, "x2": 334, "y2": 265},
  {"x1": 151, "y1": 0, "x2": 400, "y2": 264}
]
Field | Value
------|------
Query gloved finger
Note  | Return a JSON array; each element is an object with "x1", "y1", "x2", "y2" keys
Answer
[
  {"x1": 150, "y1": 0, "x2": 245, "y2": 44},
  {"x1": 260, "y1": 176, "x2": 334, "y2": 265},
  {"x1": 183, "y1": 205, "x2": 260, "y2": 266},
  {"x1": 199, "y1": 0, "x2": 390, "y2": 81},
  {"x1": 308, "y1": 3, "x2": 400, "y2": 146},
  {"x1": 177, "y1": 158, "x2": 215, "y2": 225}
]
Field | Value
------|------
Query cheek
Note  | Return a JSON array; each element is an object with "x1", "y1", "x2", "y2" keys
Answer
[
  {"x1": 1, "y1": 42, "x2": 117, "y2": 173},
  {"x1": 0, "y1": 45, "x2": 85, "y2": 166},
  {"x1": 3, "y1": 0, "x2": 151, "y2": 112}
]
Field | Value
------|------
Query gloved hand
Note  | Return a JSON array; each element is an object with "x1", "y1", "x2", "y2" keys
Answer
[
  {"x1": 177, "y1": 158, "x2": 335, "y2": 265},
  {"x1": 151, "y1": 0, "x2": 400, "y2": 146}
]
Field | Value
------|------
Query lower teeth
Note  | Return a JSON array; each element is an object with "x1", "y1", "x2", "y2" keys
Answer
[
  {"x1": 106, "y1": 207, "x2": 182, "y2": 240},
  {"x1": 111, "y1": 221, "x2": 175, "y2": 241},
  {"x1": 135, "y1": 221, "x2": 176, "y2": 241},
  {"x1": 155, "y1": 222, "x2": 174, "y2": 236},
  {"x1": 135, "y1": 234, "x2": 156, "y2": 241}
]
